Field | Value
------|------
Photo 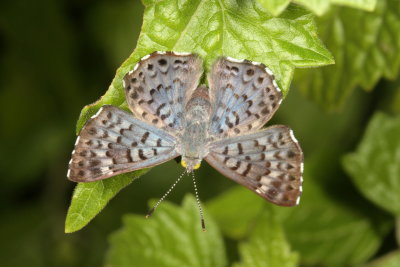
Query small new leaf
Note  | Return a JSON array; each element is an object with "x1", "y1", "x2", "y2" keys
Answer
[
  {"x1": 258, "y1": 0, "x2": 291, "y2": 16},
  {"x1": 296, "y1": 0, "x2": 376, "y2": 16},
  {"x1": 259, "y1": 0, "x2": 377, "y2": 17}
]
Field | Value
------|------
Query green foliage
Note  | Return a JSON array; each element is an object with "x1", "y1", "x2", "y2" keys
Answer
[
  {"x1": 234, "y1": 209, "x2": 299, "y2": 267},
  {"x1": 106, "y1": 195, "x2": 226, "y2": 267},
  {"x1": 207, "y1": 176, "x2": 391, "y2": 266},
  {"x1": 296, "y1": 0, "x2": 400, "y2": 110},
  {"x1": 259, "y1": 0, "x2": 376, "y2": 16},
  {"x1": 106, "y1": 194, "x2": 298, "y2": 267},
  {"x1": 343, "y1": 113, "x2": 400, "y2": 215},
  {"x1": 280, "y1": 170, "x2": 391, "y2": 266},
  {"x1": 65, "y1": 169, "x2": 148, "y2": 233}
]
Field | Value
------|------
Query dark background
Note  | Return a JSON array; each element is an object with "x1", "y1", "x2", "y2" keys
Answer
[
  {"x1": 0, "y1": 0, "x2": 397, "y2": 266},
  {"x1": 0, "y1": 1, "x2": 146, "y2": 266}
]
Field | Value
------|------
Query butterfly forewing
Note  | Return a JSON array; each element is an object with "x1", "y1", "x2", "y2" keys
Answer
[
  {"x1": 205, "y1": 125, "x2": 303, "y2": 206},
  {"x1": 68, "y1": 105, "x2": 179, "y2": 182},
  {"x1": 123, "y1": 52, "x2": 203, "y2": 132},
  {"x1": 208, "y1": 57, "x2": 283, "y2": 138}
]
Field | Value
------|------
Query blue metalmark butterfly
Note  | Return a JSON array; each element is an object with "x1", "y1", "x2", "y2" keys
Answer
[{"x1": 68, "y1": 52, "x2": 303, "y2": 224}]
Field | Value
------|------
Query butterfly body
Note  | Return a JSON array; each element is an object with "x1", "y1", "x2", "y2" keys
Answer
[
  {"x1": 68, "y1": 51, "x2": 304, "y2": 207},
  {"x1": 179, "y1": 86, "x2": 211, "y2": 171}
]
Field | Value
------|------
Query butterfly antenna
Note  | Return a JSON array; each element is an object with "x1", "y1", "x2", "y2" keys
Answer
[
  {"x1": 146, "y1": 169, "x2": 186, "y2": 218},
  {"x1": 191, "y1": 171, "x2": 206, "y2": 231}
]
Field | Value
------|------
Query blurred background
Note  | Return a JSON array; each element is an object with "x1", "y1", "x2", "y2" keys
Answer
[{"x1": 0, "y1": 0, "x2": 399, "y2": 266}]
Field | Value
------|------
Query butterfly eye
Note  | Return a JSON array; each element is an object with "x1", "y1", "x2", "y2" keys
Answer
[
  {"x1": 193, "y1": 163, "x2": 201, "y2": 170},
  {"x1": 181, "y1": 160, "x2": 187, "y2": 168}
]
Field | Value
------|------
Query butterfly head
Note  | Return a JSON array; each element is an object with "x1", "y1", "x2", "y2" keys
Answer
[{"x1": 181, "y1": 157, "x2": 201, "y2": 172}]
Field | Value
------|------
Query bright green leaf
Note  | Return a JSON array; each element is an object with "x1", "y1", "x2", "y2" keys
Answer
[
  {"x1": 234, "y1": 207, "x2": 298, "y2": 267},
  {"x1": 331, "y1": 0, "x2": 376, "y2": 11},
  {"x1": 65, "y1": 169, "x2": 148, "y2": 233},
  {"x1": 296, "y1": 0, "x2": 400, "y2": 110},
  {"x1": 207, "y1": 186, "x2": 264, "y2": 239},
  {"x1": 106, "y1": 195, "x2": 226, "y2": 267},
  {"x1": 258, "y1": 0, "x2": 291, "y2": 16},
  {"x1": 363, "y1": 251, "x2": 400, "y2": 267},
  {"x1": 295, "y1": 0, "x2": 332, "y2": 15},
  {"x1": 343, "y1": 112, "x2": 400, "y2": 215},
  {"x1": 279, "y1": 167, "x2": 392, "y2": 266},
  {"x1": 295, "y1": 0, "x2": 376, "y2": 16},
  {"x1": 258, "y1": 0, "x2": 376, "y2": 17}
]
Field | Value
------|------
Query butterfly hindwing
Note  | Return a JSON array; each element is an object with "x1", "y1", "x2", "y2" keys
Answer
[
  {"x1": 208, "y1": 57, "x2": 283, "y2": 138},
  {"x1": 123, "y1": 52, "x2": 203, "y2": 132},
  {"x1": 205, "y1": 125, "x2": 303, "y2": 206},
  {"x1": 68, "y1": 105, "x2": 179, "y2": 182}
]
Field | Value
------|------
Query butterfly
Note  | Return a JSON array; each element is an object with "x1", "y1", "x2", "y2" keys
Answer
[{"x1": 67, "y1": 51, "x2": 303, "y2": 209}]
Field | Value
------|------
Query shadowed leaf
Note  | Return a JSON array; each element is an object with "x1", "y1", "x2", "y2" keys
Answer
[
  {"x1": 343, "y1": 112, "x2": 400, "y2": 215},
  {"x1": 296, "y1": 0, "x2": 400, "y2": 110}
]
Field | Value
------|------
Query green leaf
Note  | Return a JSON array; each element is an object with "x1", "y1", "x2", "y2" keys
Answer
[
  {"x1": 363, "y1": 251, "x2": 400, "y2": 267},
  {"x1": 258, "y1": 0, "x2": 376, "y2": 16},
  {"x1": 65, "y1": 169, "x2": 148, "y2": 233},
  {"x1": 258, "y1": 0, "x2": 291, "y2": 16},
  {"x1": 279, "y1": 169, "x2": 392, "y2": 266},
  {"x1": 295, "y1": 0, "x2": 376, "y2": 16},
  {"x1": 106, "y1": 195, "x2": 226, "y2": 267},
  {"x1": 207, "y1": 186, "x2": 264, "y2": 239},
  {"x1": 296, "y1": 0, "x2": 400, "y2": 110},
  {"x1": 234, "y1": 207, "x2": 298, "y2": 267},
  {"x1": 331, "y1": 0, "x2": 376, "y2": 11},
  {"x1": 294, "y1": 0, "x2": 332, "y2": 15},
  {"x1": 209, "y1": 175, "x2": 391, "y2": 266},
  {"x1": 343, "y1": 112, "x2": 400, "y2": 215}
]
